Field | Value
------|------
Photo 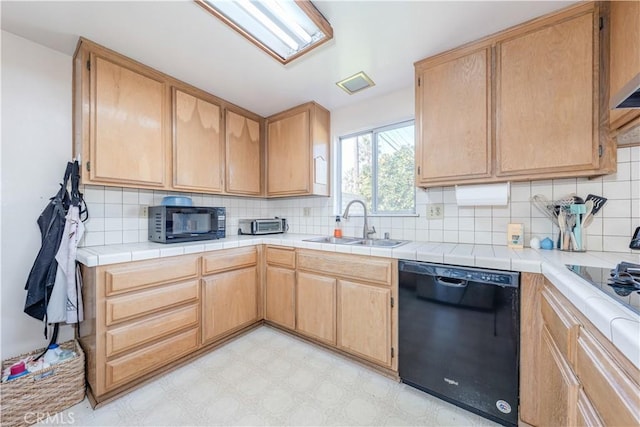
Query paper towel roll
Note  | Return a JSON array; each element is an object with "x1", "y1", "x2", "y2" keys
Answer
[{"x1": 455, "y1": 182, "x2": 510, "y2": 206}]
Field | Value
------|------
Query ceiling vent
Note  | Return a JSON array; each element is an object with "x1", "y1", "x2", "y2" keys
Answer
[{"x1": 336, "y1": 71, "x2": 375, "y2": 95}]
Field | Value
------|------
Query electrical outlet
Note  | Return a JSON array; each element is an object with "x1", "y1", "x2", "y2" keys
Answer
[
  {"x1": 303, "y1": 207, "x2": 311, "y2": 217},
  {"x1": 426, "y1": 203, "x2": 444, "y2": 219},
  {"x1": 141, "y1": 205, "x2": 148, "y2": 217}
]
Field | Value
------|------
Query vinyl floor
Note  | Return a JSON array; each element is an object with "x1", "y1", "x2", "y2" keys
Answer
[{"x1": 46, "y1": 326, "x2": 500, "y2": 426}]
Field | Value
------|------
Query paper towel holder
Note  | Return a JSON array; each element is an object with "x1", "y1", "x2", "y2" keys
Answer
[{"x1": 455, "y1": 182, "x2": 510, "y2": 206}]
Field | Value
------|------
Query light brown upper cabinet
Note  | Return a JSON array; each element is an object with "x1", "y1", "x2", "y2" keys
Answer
[
  {"x1": 415, "y1": 46, "x2": 491, "y2": 186},
  {"x1": 609, "y1": 0, "x2": 640, "y2": 133},
  {"x1": 266, "y1": 102, "x2": 330, "y2": 197},
  {"x1": 74, "y1": 40, "x2": 169, "y2": 188},
  {"x1": 225, "y1": 109, "x2": 262, "y2": 195},
  {"x1": 173, "y1": 88, "x2": 224, "y2": 193},
  {"x1": 414, "y1": 2, "x2": 616, "y2": 188},
  {"x1": 74, "y1": 38, "x2": 267, "y2": 195},
  {"x1": 496, "y1": 9, "x2": 601, "y2": 177}
]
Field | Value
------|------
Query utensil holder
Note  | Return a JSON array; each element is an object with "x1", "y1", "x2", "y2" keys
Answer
[{"x1": 558, "y1": 215, "x2": 586, "y2": 252}]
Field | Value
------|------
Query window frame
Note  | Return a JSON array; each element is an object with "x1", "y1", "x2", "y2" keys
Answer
[{"x1": 336, "y1": 119, "x2": 416, "y2": 216}]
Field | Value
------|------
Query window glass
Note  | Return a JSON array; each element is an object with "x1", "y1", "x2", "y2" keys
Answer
[{"x1": 338, "y1": 121, "x2": 415, "y2": 215}]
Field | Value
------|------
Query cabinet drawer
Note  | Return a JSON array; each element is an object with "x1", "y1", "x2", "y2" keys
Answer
[
  {"x1": 105, "y1": 328, "x2": 198, "y2": 391},
  {"x1": 297, "y1": 250, "x2": 392, "y2": 286},
  {"x1": 105, "y1": 280, "x2": 199, "y2": 326},
  {"x1": 541, "y1": 286, "x2": 580, "y2": 366},
  {"x1": 202, "y1": 247, "x2": 257, "y2": 274},
  {"x1": 266, "y1": 246, "x2": 295, "y2": 268},
  {"x1": 106, "y1": 304, "x2": 199, "y2": 357},
  {"x1": 104, "y1": 255, "x2": 199, "y2": 296},
  {"x1": 576, "y1": 329, "x2": 640, "y2": 427},
  {"x1": 576, "y1": 389, "x2": 603, "y2": 427}
]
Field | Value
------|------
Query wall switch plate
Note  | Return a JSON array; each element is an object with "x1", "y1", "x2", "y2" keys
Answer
[
  {"x1": 140, "y1": 205, "x2": 148, "y2": 218},
  {"x1": 426, "y1": 203, "x2": 444, "y2": 219},
  {"x1": 303, "y1": 207, "x2": 311, "y2": 217}
]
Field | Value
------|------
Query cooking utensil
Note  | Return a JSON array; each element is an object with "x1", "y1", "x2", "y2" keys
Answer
[
  {"x1": 558, "y1": 210, "x2": 567, "y2": 250},
  {"x1": 582, "y1": 200, "x2": 594, "y2": 229},
  {"x1": 585, "y1": 194, "x2": 607, "y2": 215},
  {"x1": 569, "y1": 204, "x2": 586, "y2": 250},
  {"x1": 530, "y1": 194, "x2": 558, "y2": 225}
]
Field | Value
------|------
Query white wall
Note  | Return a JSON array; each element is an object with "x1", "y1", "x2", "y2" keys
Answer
[
  {"x1": 331, "y1": 86, "x2": 414, "y2": 138},
  {"x1": 1, "y1": 31, "x2": 75, "y2": 359}
]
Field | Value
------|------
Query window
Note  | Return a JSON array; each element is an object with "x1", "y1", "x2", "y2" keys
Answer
[{"x1": 337, "y1": 120, "x2": 415, "y2": 215}]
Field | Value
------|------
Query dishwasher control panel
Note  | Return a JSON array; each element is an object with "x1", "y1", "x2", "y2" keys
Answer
[{"x1": 399, "y1": 260, "x2": 519, "y2": 287}]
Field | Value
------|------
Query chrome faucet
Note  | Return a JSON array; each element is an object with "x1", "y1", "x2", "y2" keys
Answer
[{"x1": 342, "y1": 199, "x2": 376, "y2": 239}]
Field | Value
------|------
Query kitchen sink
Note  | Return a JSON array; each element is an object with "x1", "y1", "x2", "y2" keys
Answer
[
  {"x1": 303, "y1": 236, "x2": 409, "y2": 248},
  {"x1": 304, "y1": 236, "x2": 363, "y2": 244},
  {"x1": 353, "y1": 239, "x2": 408, "y2": 248}
]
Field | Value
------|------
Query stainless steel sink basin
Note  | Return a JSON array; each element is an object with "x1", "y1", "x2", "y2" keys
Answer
[
  {"x1": 303, "y1": 236, "x2": 409, "y2": 248},
  {"x1": 353, "y1": 239, "x2": 408, "y2": 248},
  {"x1": 304, "y1": 236, "x2": 363, "y2": 244}
]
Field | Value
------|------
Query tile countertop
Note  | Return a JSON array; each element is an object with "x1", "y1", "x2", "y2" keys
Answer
[{"x1": 76, "y1": 234, "x2": 640, "y2": 369}]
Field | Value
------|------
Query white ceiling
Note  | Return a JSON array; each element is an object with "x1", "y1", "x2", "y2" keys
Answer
[{"x1": 1, "y1": 0, "x2": 576, "y2": 117}]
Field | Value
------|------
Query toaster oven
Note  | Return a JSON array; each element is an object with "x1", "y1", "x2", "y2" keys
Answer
[{"x1": 238, "y1": 218, "x2": 287, "y2": 235}]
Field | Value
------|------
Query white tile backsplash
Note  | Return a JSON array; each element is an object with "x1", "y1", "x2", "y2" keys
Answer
[{"x1": 79, "y1": 147, "x2": 639, "y2": 253}]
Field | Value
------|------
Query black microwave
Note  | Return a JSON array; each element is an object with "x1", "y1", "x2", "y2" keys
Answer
[{"x1": 149, "y1": 206, "x2": 225, "y2": 243}]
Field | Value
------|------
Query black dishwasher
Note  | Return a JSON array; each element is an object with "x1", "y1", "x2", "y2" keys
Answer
[{"x1": 398, "y1": 260, "x2": 520, "y2": 426}]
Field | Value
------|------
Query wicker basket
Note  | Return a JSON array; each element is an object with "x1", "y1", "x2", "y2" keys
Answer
[{"x1": 1, "y1": 340, "x2": 85, "y2": 427}]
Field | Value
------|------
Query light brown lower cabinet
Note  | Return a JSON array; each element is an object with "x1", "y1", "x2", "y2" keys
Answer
[
  {"x1": 538, "y1": 327, "x2": 580, "y2": 426},
  {"x1": 79, "y1": 247, "x2": 261, "y2": 406},
  {"x1": 294, "y1": 249, "x2": 398, "y2": 372},
  {"x1": 264, "y1": 246, "x2": 296, "y2": 330},
  {"x1": 265, "y1": 266, "x2": 295, "y2": 329},
  {"x1": 520, "y1": 274, "x2": 640, "y2": 426},
  {"x1": 296, "y1": 271, "x2": 337, "y2": 345},
  {"x1": 337, "y1": 280, "x2": 392, "y2": 367},
  {"x1": 79, "y1": 246, "x2": 399, "y2": 406},
  {"x1": 79, "y1": 254, "x2": 203, "y2": 401},
  {"x1": 201, "y1": 266, "x2": 258, "y2": 344}
]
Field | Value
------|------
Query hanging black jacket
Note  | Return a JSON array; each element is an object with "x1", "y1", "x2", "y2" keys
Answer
[{"x1": 24, "y1": 163, "x2": 72, "y2": 321}]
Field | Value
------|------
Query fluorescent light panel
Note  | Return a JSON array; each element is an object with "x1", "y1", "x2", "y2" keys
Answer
[{"x1": 195, "y1": 0, "x2": 333, "y2": 64}]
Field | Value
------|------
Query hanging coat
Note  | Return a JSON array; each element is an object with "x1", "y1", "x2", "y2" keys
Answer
[
  {"x1": 52, "y1": 206, "x2": 85, "y2": 323},
  {"x1": 47, "y1": 205, "x2": 85, "y2": 323},
  {"x1": 24, "y1": 163, "x2": 72, "y2": 321}
]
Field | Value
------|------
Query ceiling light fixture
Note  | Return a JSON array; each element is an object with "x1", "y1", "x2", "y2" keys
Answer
[
  {"x1": 195, "y1": 0, "x2": 333, "y2": 65},
  {"x1": 336, "y1": 71, "x2": 375, "y2": 95}
]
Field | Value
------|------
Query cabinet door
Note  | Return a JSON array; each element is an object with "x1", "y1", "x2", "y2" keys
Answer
[
  {"x1": 226, "y1": 110, "x2": 261, "y2": 195},
  {"x1": 538, "y1": 327, "x2": 580, "y2": 426},
  {"x1": 202, "y1": 267, "x2": 258, "y2": 343},
  {"x1": 497, "y1": 12, "x2": 597, "y2": 176},
  {"x1": 267, "y1": 110, "x2": 310, "y2": 195},
  {"x1": 173, "y1": 89, "x2": 223, "y2": 192},
  {"x1": 576, "y1": 389, "x2": 604, "y2": 427},
  {"x1": 576, "y1": 329, "x2": 640, "y2": 427},
  {"x1": 338, "y1": 280, "x2": 391, "y2": 367},
  {"x1": 416, "y1": 47, "x2": 491, "y2": 185},
  {"x1": 265, "y1": 266, "x2": 295, "y2": 329},
  {"x1": 92, "y1": 55, "x2": 166, "y2": 187},
  {"x1": 609, "y1": 0, "x2": 640, "y2": 130},
  {"x1": 296, "y1": 271, "x2": 336, "y2": 345}
]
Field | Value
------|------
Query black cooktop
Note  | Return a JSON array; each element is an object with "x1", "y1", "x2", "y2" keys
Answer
[{"x1": 566, "y1": 263, "x2": 640, "y2": 315}]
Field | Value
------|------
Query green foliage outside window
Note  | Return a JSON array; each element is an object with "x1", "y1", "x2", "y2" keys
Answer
[{"x1": 339, "y1": 121, "x2": 415, "y2": 214}]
